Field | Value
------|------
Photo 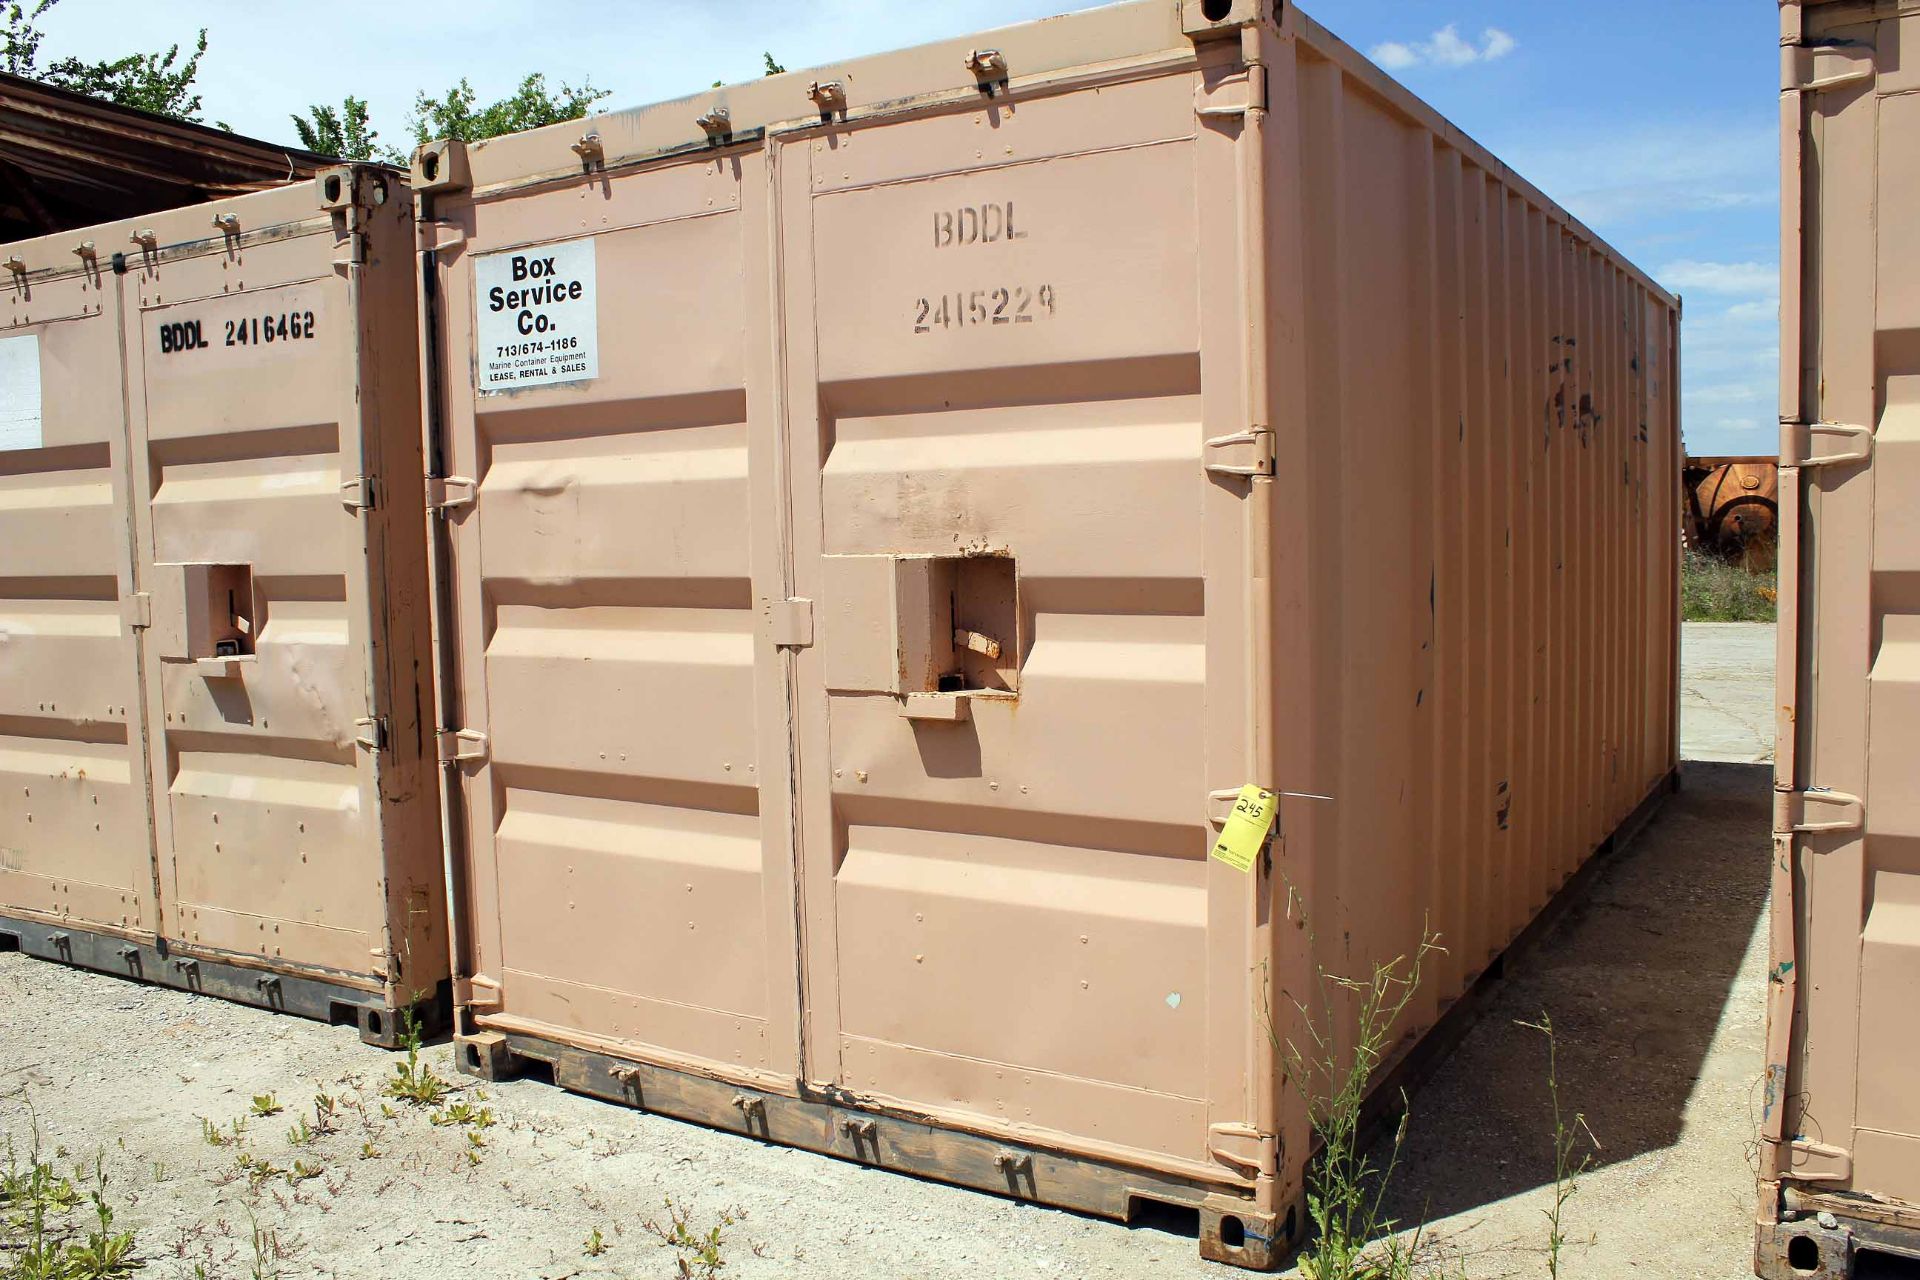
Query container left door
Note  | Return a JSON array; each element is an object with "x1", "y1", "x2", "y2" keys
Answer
[
  {"x1": 0, "y1": 258, "x2": 159, "y2": 941},
  {"x1": 122, "y1": 222, "x2": 388, "y2": 981}
]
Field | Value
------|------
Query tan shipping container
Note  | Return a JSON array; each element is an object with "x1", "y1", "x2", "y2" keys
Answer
[
  {"x1": 1761, "y1": 2, "x2": 1920, "y2": 1275},
  {"x1": 0, "y1": 167, "x2": 447, "y2": 1046},
  {"x1": 413, "y1": 0, "x2": 1679, "y2": 1265}
]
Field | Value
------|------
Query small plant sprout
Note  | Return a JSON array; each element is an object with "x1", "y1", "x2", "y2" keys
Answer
[
  {"x1": 285, "y1": 1118, "x2": 314, "y2": 1148},
  {"x1": 358, "y1": 1142, "x2": 380, "y2": 1161},
  {"x1": 247, "y1": 1207, "x2": 281, "y2": 1280},
  {"x1": 382, "y1": 1011, "x2": 450, "y2": 1108},
  {"x1": 199, "y1": 1116, "x2": 247, "y2": 1149},
  {"x1": 310, "y1": 1093, "x2": 337, "y2": 1135},
  {"x1": 1517, "y1": 1011, "x2": 1597, "y2": 1280},
  {"x1": 583, "y1": 1226, "x2": 607, "y2": 1257},
  {"x1": 642, "y1": 1196, "x2": 745, "y2": 1280},
  {"x1": 286, "y1": 1159, "x2": 323, "y2": 1186},
  {"x1": 248, "y1": 1094, "x2": 283, "y2": 1118}
]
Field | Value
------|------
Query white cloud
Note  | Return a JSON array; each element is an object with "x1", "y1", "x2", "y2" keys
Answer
[
  {"x1": 1369, "y1": 25, "x2": 1518, "y2": 72},
  {"x1": 1678, "y1": 295, "x2": 1779, "y2": 454},
  {"x1": 1657, "y1": 260, "x2": 1779, "y2": 298},
  {"x1": 1493, "y1": 123, "x2": 1775, "y2": 230}
]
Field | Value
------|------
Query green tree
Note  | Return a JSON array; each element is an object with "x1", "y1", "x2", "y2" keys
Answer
[
  {"x1": 407, "y1": 73, "x2": 608, "y2": 146},
  {"x1": 290, "y1": 96, "x2": 392, "y2": 161},
  {"x1": 4, "y1": 0, "x2": 208, "y2": 120},
  {"x1": 763, "y1": 52, "x2": 785, "y2": 76}
]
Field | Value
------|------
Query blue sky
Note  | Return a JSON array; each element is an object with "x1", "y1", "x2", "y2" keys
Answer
[{"x1": 37, "y1": 0, "x2": 1778, "y2": 454}]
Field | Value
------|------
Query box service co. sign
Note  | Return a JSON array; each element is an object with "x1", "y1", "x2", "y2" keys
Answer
[{"x1": 474, "y1": 237, "x2": 598, "y2": 392}]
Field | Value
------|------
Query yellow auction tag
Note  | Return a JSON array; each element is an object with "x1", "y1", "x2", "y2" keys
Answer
[{"x1": 1210, "y1": 785, "x2": 1277, "y2": 872}]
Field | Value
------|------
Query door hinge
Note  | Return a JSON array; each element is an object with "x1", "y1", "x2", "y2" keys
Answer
[
  {"x1": 419, "y1": 221, "x2": 467, "y2": 255},
  {"x1": 1786, "y1": 44, "x2": 1875, "y2": 94},
  {"x1": 1195, "y1": 70, "x2": 1263, "y2": 118},
  {"x1": 1786, "y1": 1136, "x2": 1853, "y2": 1183},
  {"x1": 353, "y1": 715, "x2": 388, "y2": 752},
  {"x1": 454, "y1": 974, "x2": 503, "y2": 1010},
  {"x1": 340, "y1": 475, "x2": 377, "y2": 511},
  {"x1": 771, "y1": 597, "x2": 815, "y2": 648},
  {"x1": 437, "y1": 728, "x2": 488, "y2": 763},
  {"x1": 1205, "y1": 428, "x2": 1274, "y2": 477},
  {"x1": 426, "y1": 475, "x2": 476, "y2": 513},
  {"x1": 1775, "y1": 787, "x2": 1863, "y2": 835},
  {"x1": 1781, "y1": 419, "x2": 1871, "y2": 469},
  {"x1": 1206, "y1": 1121, "x2": 1272, "y2": 1178},
  {"x1": 121, "y1": 591, "x2": 151, "y2": 630}
]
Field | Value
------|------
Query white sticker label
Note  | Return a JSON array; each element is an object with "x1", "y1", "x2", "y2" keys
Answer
[
  {"x1": 0, "y1": 334, "x2": 43, "y2": 451},
  {"x1": 474, "y1": 238, "x2": 598, "y2": 393}
]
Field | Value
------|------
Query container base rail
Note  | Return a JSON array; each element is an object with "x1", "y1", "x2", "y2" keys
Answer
[
  {"x1": 1757, "y1": 1197, "x2": 1920, "y2": 1280},
  {"x1": 455, "y1": 1026, "x2": 1287, "y2": 1270},
  {"x1": 454, "y1": 770, "x2": 1679, "y2": 1272},
  {"x1": 0, "y1": 915, "x2": 448, "y2": 1050}
]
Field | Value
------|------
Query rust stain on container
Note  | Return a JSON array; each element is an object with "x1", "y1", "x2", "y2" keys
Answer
[
  {"x1": 1761, "y1": 3, "x2": 1920, "y2": 1277},
  {"x1": 0, "y1": 166, "x2": 447, "y2": 1044},
  {"x1": 414, "y1": 1, "x2": 1681, "y2": 1267}
]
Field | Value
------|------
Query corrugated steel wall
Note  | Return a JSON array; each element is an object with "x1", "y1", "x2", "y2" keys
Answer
[{"x1": 1265, "y1": 16, "x2": 1681, "y2": 1216}]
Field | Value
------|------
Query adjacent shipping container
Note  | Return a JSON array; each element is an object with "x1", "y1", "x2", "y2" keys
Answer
[
  {"x1": 1762, "y1": 2, "x2": 1920, "y2": 1275},
  {"x1": 414, "y1": 0, "x2": 1679, "y2": 1265},
  {"x1": 0, "y1": 168, "x2": 447, "y2": 1045}
]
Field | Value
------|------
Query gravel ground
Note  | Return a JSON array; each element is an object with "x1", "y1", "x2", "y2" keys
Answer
[{"x1": 0, "y1": 633, "x2": 1776, "y2": 1280}]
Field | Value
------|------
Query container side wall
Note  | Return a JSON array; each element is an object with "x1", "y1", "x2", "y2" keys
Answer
[{"x1": 1266, "y1": 30, "x2": 1681, "y2": 1213}]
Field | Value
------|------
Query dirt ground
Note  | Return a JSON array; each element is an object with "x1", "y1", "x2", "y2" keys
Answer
[
  {"x1": 1680, "y1": 623, "x2": 1777, "y2": 764},
  {"x1": 0, "y1": 629, "x2": 1777, "y2": 1280}
]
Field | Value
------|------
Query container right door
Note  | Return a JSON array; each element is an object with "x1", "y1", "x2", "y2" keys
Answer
[
  {"x1": 780, "y1": 68, "x2": 1260, "y2": 1182},
  {"x1": 1782, "y1": 2, "x2": 1920, "y2": 1208}
]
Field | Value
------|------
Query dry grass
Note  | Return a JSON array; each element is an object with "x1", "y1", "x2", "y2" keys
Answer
[{"x1": 1682, "y1": 549, "x2": 1776, "y2": 622}]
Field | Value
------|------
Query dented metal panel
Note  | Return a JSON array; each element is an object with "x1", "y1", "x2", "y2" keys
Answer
[
  {"x1": 1763, "y1": 3, "x2": 1920, "y2": 1275},
  {"x1": 418, "y1": 0, "x2": 1679, "y2": 1267},
  {"x1": 0, "y1": 168, "x2": 447, "y2": 1039}
]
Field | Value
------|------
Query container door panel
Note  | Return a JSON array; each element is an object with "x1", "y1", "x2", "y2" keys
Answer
[
  {"x1": 784, "y1": 73, "x2": 1255, "y2": 1174},
  {"x1": 1790, "y1": 7, "x2": 1920, "y2": 1205},
  {"x1": 0, "y1": 267, "x2": 155, "y2": 935},
  {"x1": 125, "y1": 234, "x2": 384, "y2": 977},
  {"x1": 440, "y1": 155, "x2": 799, "y2": 1079}
]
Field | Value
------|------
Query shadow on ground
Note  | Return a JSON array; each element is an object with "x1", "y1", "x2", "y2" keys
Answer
[{"x1": 1369, "y1": 761, "x2": 1772, "y2": 1228}]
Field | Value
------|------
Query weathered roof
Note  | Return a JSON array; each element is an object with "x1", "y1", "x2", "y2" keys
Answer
[{"x1": 0, "y1": 71, "x2": 332, "y2": 239}]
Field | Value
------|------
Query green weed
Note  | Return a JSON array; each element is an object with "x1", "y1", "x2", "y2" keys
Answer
[
  {"x1": 381, "y1": 1012, "x2": 449, "y2": 1108},
  {"x1": 1517, "y1": 1013, "x2": 1597, "y2": 1280},
  {"x1": 641, "y1": 1196, "x2": 743, "y2": 1280}
]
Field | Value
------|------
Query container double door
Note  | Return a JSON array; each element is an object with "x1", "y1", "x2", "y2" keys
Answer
[
  {"x1": 0, "y1": 193, "x2": 419, "y2": 992},
  {"x1": 441, "y1": 69, "x2": 1267, "y2": 1175}
]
